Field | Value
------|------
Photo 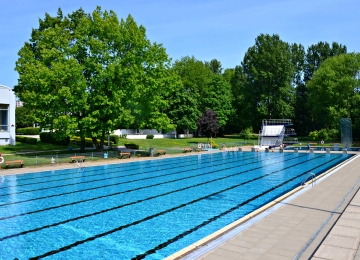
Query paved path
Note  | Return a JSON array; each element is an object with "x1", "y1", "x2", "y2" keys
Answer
[{"x1": 195, "y1": 154, "x2": 360, "y2": 260}]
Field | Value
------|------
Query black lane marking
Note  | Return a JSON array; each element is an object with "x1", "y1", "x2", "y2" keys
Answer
[
  {"x1": 28, "y1": 155, "x2": 342, "y2": 260},
  {"x1": 0, "y1": 154, "x2": 295, "y2": 220},
  {"x1": 0, "y1": 153, "x2": 222, "y2": 189},
  {"x1": 1, "y1": 154, "x2": 311, "y2": 241},
  {"x1": 0, "y1": 154, "x2": 236, "y2": 198},
  {"x1": 0, "y1": 153, "x2": 231, "y2": 193},
  {"x1": 2, "y1": 153, "x2": 215, "y2": 183},
  {"x1": 131, "y1": 155, "x2": 344, "y2": 259},
  {"x1": 0, "y1": 152, "x2": 256, "y2": 197},
  {"x1": 0, "y1": 153, "x2": 271, "y2": 206}
]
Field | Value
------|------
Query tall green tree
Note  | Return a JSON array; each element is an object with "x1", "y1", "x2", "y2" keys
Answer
[
  {"x1": 206, "y1": 59, "x2": 223, "y2": 74},
  {"x1": 15, "y1": 7, "x2": 175, "y2": 151},
  {"x1": 201, "y1": 74, "x2": 233, "y2": 130},
  {"x1": 15, "y1": 106, "x2": 34, "y2": 129},
  {"x1": 308, "y1": 53, "x2": 360, "y2": 137},
  {"x1": 241, "y1": 34, "x2": 295, "y2": 130},
  {"x1": 295, "y1": 41, "x2": 347, "y2": 135}
]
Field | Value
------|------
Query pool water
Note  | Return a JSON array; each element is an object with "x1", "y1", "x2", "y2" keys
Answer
[{"x1": 0, "y1": 152, "x2": 352, "y2": 259}]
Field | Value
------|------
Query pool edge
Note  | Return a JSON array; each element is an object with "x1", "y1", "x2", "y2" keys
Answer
[{"x1": 165, "y1": 153, "x2": 359, "y2": 260}]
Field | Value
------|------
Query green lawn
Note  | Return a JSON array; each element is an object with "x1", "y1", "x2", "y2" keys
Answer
[{"x1": 0, "y1": 136, "x2": 252, "y2": 169}]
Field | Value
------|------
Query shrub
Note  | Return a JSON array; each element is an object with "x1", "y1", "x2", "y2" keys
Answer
[
  {"x1": 146, "y1": 134, "x2": 154, "y2": 139},
  {"x1": 125, "y1": 143, "x2": 139, "y2": 149},
  {"x1": 40, "y1": 132, "x2": 70, "y2": 146},
  {"x1": 328, "y1": 129, "x2": 340, "y2": 140},
  {"x1": 121, "y1": 134, "x2": 127, "y2": 139},
  {"x1": 239, "y1": 127, "x2": 257, "y2": 139},
  {"x1": 317, "y1": 129, "x2": 329, "y2": 140},
  {"x1": 110, "y1": 135, "x2": 120, "y2": 144},
  {"x1": 211, "y1": 140, "x2": 219, "y2": 149},
  {"x1": 16, "y1": 127, "x2": 41, "y2": 135},
  {"x1": 308, "y1": 130, "x2": 318, "y2": 141},
  {"x1": 16, "y1": 135, "x2": 37, "y2": 144},
  {"x1": 70, "y1": 136, "x2": 94, "y2": 148}
]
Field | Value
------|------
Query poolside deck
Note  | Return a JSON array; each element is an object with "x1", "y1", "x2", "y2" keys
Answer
[
  {"x1": 1, "y1": 148, "x2": 360, "y2": 259},
  {"x1": 180, "y1": 153, "x2": 360, "y2": 260}
]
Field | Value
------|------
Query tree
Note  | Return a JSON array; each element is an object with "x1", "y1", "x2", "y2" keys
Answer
[
  {"x1": 15, "y1": 7, "x2": 175, "y2": 151},
  {"x1": 241, "y1": 34, "x2": 295, "y2": 130},
  {"x1": 197, "y1": 109, "x2": 220, "y2": 137},
  {"x1": 166, "y1": 82, "x2": 200, "y2": 136},
  {"x1": 295, "y1": 41, "x2": 347, "y2": 135},
  {"x1": 171, "y1": 56, "x2": 213, "y2": 133},
  {"x1": 206, "y1": 59, "x2": 223, "y2": 74},
  {"x1": 307, "y1": 53, "x2": 360, "y2": 136},
  {"x1": 15, "y1": 106, "x2": 34, "y2": 128},
  {"x1": 201, "y1": 74, "x2": 233, "y2": 130}
]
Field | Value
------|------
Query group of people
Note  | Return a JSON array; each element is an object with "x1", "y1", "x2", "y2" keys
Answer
[{"x1": 197, "y1": 142, "x2": 211, "y2": 149}]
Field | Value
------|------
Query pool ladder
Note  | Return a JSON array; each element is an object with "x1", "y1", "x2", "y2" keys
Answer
[
  {"x1": 76, "y1": 159, "x2": 85, "y2": 168},
  {"x1": 301, "y1": 172, "x2": 316, "y2": 187}
]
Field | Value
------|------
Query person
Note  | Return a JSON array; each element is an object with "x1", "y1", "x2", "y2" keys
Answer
[
  {"x1": 222, "y1": 143, "x2": 226, "y2": 149},
  {"x1": 208, "y1": 142, "x2": 211, "y2": 149},
  {"x1": 307, "y1": 142, "x2": 310, "y2": 152},
  {"x1": 197, "y1": 142, "x2": 201, "y2": 149},
  {"x1": 321, "y1": 139, "x2": 324, "y2": 145}
]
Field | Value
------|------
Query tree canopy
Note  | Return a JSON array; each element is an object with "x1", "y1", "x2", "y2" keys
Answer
[
  {"x1": 241, "y1": 34, "x2": 295, "y2": 130},
  {"x1": 15, "y1": 7, "x2": 176, "y2": 151},
  {"x1": 308, "y1": 53, "x2": 360, "y2": 133}
]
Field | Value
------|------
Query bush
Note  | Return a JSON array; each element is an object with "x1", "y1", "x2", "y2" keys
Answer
[
  {"x1": 328, "y1": 129, "x2": 340, "y2": 140},
  {"x1": 211, "y1": 140, "x2": 219, "y2": 148},
  {"x1": 40, "y1": 132, "x2": 70, "y2": 146},
  {"x1": 110, "y1": 135, "x2": 120, "y2": 144},
  {"x1": 309, "y1": 128, "x2": 339, "y2": 141},
  {"x1": 318, "y1": 129, "x2": 329, "y2": 140},
  {"x1": 308, "y1": 130, "x2": 318, "y2": 141},
  {"x1": 70, "y1": 136, "x2": 94, "y2": 148},
  {"x1": 239, "y1": 127, "x2": 257, "y2": 139},
  {"x1": 16, "y1": 135, "x2": 37, "y2": 144},
  {"x1": 146, "y1": 134, "x2": 154, "y2": 139},
  {"x1": 16, "y1": 127, "x2": 41, "y2": 135},
  {"x1": 121, "y1": 134, "x2": 127, "y2": 139},
  {"x1": 125, "y1": 143, "x2": 139, "y2": 149}
]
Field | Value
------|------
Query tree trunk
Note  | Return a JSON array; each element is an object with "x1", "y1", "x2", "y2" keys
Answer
[{"x1": 80, "y1": 137, "x2": 86, "y2": 153}]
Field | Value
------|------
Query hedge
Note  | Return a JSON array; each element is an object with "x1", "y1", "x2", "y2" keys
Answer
[
  {"x1": 40, "y1": 132, "x2": 70, "y2": 146},
  {"x1": 146, "y1": 134, "x2": 154, "y2": 139},
  {"x1": 110, "y1": 135, "x2": 120, "y2": 144},
  {"x1": 16, "y1": 127, "x2": 41, "y2": 135},
  {"x1": 125, "y1": 143, "x2": 139, "y2": 149},
  {"x1": 16, "y1": 135, "x2": 37, "y2": 144}
]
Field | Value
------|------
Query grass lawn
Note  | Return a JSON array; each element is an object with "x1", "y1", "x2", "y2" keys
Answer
[{"x1": 0, "y1": 136, "x2": 253, "y2": 169}]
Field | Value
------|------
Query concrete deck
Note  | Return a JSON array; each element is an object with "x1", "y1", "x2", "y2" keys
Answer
[{"x1": 192, "y1": 154, "x2": 360, "y2": 260}]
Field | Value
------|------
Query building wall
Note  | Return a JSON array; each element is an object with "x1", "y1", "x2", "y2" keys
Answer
[{"x1": 0, "y1": 85, "x2": 16, "y2": 145}]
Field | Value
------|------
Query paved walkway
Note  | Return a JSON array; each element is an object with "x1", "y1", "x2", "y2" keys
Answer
[{"x1": 194, "y1": 154, "x2": 360, "y2": 260}]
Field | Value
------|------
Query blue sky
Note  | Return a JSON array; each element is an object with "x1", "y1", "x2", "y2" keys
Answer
[{"x1": 1, "y1": 0, "x2": 359, "y2": 88}]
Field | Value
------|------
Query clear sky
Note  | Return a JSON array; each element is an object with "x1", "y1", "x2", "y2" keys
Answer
[{"x1": 1, "y1": 0, "x2": 359, "y2": 88}]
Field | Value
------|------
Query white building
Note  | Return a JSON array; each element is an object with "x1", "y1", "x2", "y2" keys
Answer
[{"x1": 0, "y1": 85, "x2": 16, "y2": 145}]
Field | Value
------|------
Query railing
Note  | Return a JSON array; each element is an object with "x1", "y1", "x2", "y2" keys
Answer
[
  {"x1": 262, "y1": 119, "x2": 292, "y2": 126},
  {"x1": 301, "y1": 172, "x2": 316, "y2": 187}
]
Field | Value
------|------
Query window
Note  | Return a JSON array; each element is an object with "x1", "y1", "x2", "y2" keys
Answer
[{"x1": 0, "y1": 104, "x2": 9, "y2": 131}]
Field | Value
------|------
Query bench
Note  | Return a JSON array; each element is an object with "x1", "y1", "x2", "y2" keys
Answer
[
  {"x1": 119, "y1": 152, "x2": 131, "y2": 159},
  {"x1": 184, "y1": 148, "x2": 192, "y2": 153},
  {"x1": 70, "y1": 156, "x2": 85, "y2": 163},
  {"x1": 156, "y1": 150, "x2": 166, "y2": 156},
  {"x1": 4, "y1": 160, "x2": 24, "y2": 168}
]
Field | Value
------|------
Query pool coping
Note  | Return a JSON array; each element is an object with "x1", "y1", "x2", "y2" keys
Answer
[{"x1": 165, "y1": 153, "x2": 359, "y2": 260}]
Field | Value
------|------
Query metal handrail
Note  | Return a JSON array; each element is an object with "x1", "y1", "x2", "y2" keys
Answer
[{"x1": 301, "y1": 172, "x2": 316, "y2": 186}]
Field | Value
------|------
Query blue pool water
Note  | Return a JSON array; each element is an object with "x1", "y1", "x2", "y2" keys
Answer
[{"x1": 0, "y1": 152, "x2": 353, "y2": 259}]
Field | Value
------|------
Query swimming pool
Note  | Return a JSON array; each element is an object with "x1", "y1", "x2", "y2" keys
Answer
[{"x1": 0, "y1": 152, "x2": 352, "y2": 259}]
